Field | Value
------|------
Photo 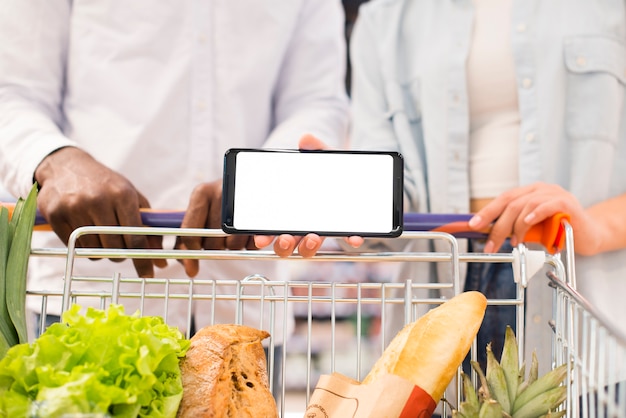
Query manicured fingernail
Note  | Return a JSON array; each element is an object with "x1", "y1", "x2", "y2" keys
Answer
[
  {"x1": 468, "y1": 215, "x2": 481, "y2": 228},
  {"x1": 484, "y1": 240, "x2": 495, "y2": 253},
  {"x1": 279, "y1": 238, "x2": 290, "y2": 250},
  {"x1": 524, "y1": 212, "x2": 535, "y2": 223},
  {"x1": 306, "y1": 239, "x2": 318, "y2": 250},
  {"x1": 349, "y1": 236, "x2": 363, "y2": 248}
]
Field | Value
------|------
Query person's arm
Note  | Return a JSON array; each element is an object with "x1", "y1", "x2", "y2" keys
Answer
[
  {"x1": 33, "y1": 147, "x2": 166, "y2": 277},
  {"x1": 468, "y1": 182, "x2": 626, "y2": 256},
  {"x1": 180, "y1": 0, "x2": 351, "y2": 266},
  {"x1": 0, "y1": 2, "x2": 163, "y2": 277},
  {"x1": 257, "y1": 2, "x2": 403, "y2": 258},
  {"x1": 0, "y1": 1, "x2": 75, "y2": 197},
  {"x1": 262, "y1": 0, "x2": 350, "y2": 149},
  {"x1": 583, "y1": 194, "x2": 626, "y2": 254},
  {"x1": 349, "y1": 5, "x2": 399, "y2": 152}
]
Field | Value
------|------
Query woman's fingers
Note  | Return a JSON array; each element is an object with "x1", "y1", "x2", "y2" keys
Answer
[
  {"x1": 299, "y1": 133, "x2": 330, "y2": 150},
  {"x1": 345, "y1": 236, "x2": 364, "y2": 248},
  {"x1": 254, "y1": 235, "x2": 275, "y2": 249},
  {"x1": 469, "y1": 182, "x2": 582, "y2": 252},
  {"x1": 296, "y1": 234, "x2": 324, "y2": 258},
  {"x1": 273, "y1": 235, "x2": 301, "y2": 258}
]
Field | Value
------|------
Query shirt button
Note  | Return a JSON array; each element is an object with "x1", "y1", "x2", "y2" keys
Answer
[
  {"x1": 198, "y1": 34, "x2": 207, "y2": 44},
  {"x1": 576, "y1": 56, "x2": 587, "y2": 67},
  {"x1": 533, "y1": 314, "x2": 542, "y2": 324},
  {"x1": 516, "y1": 23, "x2": 527, "y2": 32},
  {"x1": 522, "y1": 78, "x2": 533, "y2": 89},
  {"x1": 525, "y1": 132, "x2": 536, "y2": 143},
  {"x1": 196, "y1": 101, "x2": 207, "y2": 111}
]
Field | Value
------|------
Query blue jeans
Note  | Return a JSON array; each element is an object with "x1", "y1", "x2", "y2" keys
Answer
[{"x1": 464, "y1": 239, "x2": 518, "y2": 371}]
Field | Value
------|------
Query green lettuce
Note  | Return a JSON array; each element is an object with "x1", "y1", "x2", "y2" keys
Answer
[{"x1": 0, "y1": 304, "x2": 190, "y2": 417}]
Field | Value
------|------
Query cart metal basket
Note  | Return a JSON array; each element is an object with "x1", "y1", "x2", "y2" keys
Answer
[{"x1": 25, "y1": 222, "x2": 626, "y2": 417}]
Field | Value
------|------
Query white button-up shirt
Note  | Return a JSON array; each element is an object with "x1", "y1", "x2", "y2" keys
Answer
[{"x1": 0, "y1": 0, "x2": 350, "y2": 340}]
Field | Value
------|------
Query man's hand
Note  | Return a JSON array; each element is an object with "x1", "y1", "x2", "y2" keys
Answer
[
  {"x1": 34, "y1": 146, "x2": 165, "y2": 277},
  {"x1": 177, "y1": 179, "x2": 254, "y2": 277}
]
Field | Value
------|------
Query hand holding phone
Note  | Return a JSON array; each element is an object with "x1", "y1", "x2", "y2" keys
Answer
[{"x1": 221, "y1": 148, "x2": 404, "y2": 238}]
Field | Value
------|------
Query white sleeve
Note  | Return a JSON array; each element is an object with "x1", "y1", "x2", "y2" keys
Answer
[
  {"x1": 263, "y1": 0, "x2": 350, "y2": 150},
  {"x1": 0, "y1": 0, "x2": 77, "y2": 198}
]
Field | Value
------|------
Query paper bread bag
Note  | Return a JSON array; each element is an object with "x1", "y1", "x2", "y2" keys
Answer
[
  {"x1": 304, "y1": 291, "x2": 488, "y2": 418},
  {"x1": 305, "y1": 372, "x2": 436, "y2": 418}
]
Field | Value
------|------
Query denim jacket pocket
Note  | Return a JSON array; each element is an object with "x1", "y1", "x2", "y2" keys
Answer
[{"x1": 563, "y1": 35, "x2": 626, "y2": 144}]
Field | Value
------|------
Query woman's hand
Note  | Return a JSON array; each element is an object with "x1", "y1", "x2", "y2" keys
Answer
[
  {"x1": 467, "y1": 182, "x2": 590, "y2": 253},
  {"x1": 467, "y1": 182, "x2": 620, "y2": 255}
]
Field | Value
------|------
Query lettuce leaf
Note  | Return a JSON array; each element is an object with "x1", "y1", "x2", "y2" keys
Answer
[{"x1": 0, "y1": 304, "x2": 189, "y2": 417}]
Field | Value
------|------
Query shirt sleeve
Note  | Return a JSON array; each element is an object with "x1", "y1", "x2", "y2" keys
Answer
[
  {"x1": 262, "y1": 0, "x2": 350, "y2": 150},
  {"x1": 0, "y1": 0, "x2": 77, "y2": 198},
  {"x1": 349, "y1": 4, "x2": 425, "y2": 212}
]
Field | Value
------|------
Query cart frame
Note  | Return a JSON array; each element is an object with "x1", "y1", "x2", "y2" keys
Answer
[{"x1": 25, "y1": 223, "x2": 626, "y2": 417}]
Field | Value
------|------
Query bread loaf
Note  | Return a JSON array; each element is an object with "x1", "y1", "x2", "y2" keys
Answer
[
  {"x1": 363, "y1": 291, "x2": 487, "y2": 403},
  {"x1": 176, "y1": 324, "x2": 278, "y2": 418}
]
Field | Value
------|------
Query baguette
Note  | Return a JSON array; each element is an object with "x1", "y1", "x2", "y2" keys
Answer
[
  {"x1": 362, "y1": 291, "x2": 487, "y2": 402},
  {"x1": 177, "y1": 324, "x2": 278, "y2": 418}
]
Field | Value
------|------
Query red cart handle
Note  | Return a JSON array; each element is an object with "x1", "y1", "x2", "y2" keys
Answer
[{"x1": 405, "y1": 212, "x2": 570, "y2": 254}]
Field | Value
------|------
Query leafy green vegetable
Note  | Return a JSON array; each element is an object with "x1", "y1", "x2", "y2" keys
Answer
[
  {"x1": 0, "y1": 206, "x2": 17, "y2": 352},
  {"x1": 0, "y1": 304, "x2": 190, "y2": 418},
  {"x1": 0, "y1": 183, "x2": 38, "y2": 355},
  {"x1": 6, "y1": 184, "x2": 38, "y2": 345}
]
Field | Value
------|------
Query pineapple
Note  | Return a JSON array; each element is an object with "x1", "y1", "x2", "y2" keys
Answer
[{"x1": 453, "y1": 326, "x2": 568, "y2": 418}]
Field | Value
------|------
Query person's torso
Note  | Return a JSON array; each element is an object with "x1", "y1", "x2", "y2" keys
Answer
[
  {"x1": 353, "y1": 0, "x2": 626, "y2": 339},
  {"x1": 356, "y1": 0, "x2": 626, "y2": 213},
  {"x1": 62, "y1": 0, "x2": 306, "y2": 208}
]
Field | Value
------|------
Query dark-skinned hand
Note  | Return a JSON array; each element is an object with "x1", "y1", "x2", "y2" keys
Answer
[
  {"x1": 34, "y1": 146, "x2": 166, "y2": 278},
  {"x1": 176, "y1": 179, "x2": 255, "y2": 277}
]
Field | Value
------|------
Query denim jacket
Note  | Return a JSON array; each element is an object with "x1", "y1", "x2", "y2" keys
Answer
[{"x1": 350, "y1": 0, "x2": 626, "y2": 359}]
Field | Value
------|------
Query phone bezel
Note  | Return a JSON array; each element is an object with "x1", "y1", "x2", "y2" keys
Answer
[{"x1": 221, "y1": 148, "x2": 404, "y2": 237}]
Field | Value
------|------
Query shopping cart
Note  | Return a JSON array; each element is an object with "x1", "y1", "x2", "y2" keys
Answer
[{"x1": 24, "y1": 215, "x2": 626, "y2": 417}]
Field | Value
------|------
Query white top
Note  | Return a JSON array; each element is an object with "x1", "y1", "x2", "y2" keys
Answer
[
  {"x1": 0, "y1": 0, "x2": 350, "y2": 341},
  {"x1": 467, "y1": 0, "x2": 520, "y2": 199}
]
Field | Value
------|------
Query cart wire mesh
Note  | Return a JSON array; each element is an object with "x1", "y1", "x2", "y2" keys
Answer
[{"x1": 25, "y1": 224, "x2": 626, "y2": 417}]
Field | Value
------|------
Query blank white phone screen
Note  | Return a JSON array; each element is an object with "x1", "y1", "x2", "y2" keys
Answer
[{"x1": 233, "y1": 152, "x2": 395, "y2": 234}]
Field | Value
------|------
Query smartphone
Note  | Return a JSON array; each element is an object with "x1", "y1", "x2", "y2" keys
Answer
[{"x1": 222, "y1": 148, "x2": 404, "y2": 237}]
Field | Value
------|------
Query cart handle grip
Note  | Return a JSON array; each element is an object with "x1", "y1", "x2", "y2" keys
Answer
[
  {"x1": 405, "y1": 212, "x2": 570, "y2": 254},
  {"x1": 2, "y1": 204, "x2": 569, "y2": 254}
]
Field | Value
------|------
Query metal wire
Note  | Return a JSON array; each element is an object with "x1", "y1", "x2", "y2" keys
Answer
[{"x1": 24, "y1": 225, "x2": 626, "y2": 417}]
